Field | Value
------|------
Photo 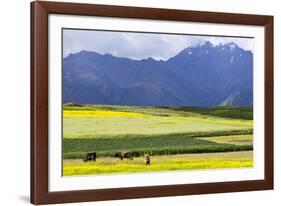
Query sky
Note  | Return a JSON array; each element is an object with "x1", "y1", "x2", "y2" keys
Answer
[{"x1": 63, "y1": 29, "x2": 254, "y2": 60}]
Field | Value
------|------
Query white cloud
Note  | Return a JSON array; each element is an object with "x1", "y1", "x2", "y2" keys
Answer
[{"x1": 63, "y1": 29, "x2": 254, "y2": 60}]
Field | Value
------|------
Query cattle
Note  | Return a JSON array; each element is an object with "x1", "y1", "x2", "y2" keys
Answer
[
  {"x1": 113, "y1": 152, "x2": 123, "y2": 160},
  {"x1": 123, "y1": 152, "x2": 133, "y2": 160},
  {"x1": 113, "y1": 152, "x2": 133, "y2": 160},
  {"x1": 83, "y1": 152, "x2": 96, "y2": 162},
  {"x1": 144, "y1": 154, "x2": 150, "y2": 166}
]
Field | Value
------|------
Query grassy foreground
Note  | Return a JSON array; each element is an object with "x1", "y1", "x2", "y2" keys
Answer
[
  {"x1": 63, "y1": 105, "x2": 253, "y2": 175},
  {"x1": 63, "y1": 151, "x2": 253, "y2": 176}
]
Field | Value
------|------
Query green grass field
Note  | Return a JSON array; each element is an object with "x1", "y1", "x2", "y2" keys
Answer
[
  {"x1": 198, "y1": 134, "x2": 253, "y2": 145},
  {"x1": 63, "y1": 105, "x2": 253, "y2": 176}
]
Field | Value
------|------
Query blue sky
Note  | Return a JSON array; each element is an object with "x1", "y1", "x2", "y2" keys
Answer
[{"x1": 63, "y1": 29, "x2": 254, "y2": 60}]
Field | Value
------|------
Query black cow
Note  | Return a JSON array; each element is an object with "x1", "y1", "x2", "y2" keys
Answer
[
  {"x1": 83, "y1": 152, "x2": 96, "y2": 162},
  {"x1": 144, "y1": 154, "x2": 150, "y2": 166},
  {"x1": 123, "y1": 152, "x2": 133, "y2": 160},
  {"x1": 113, "y1": 152, "x2": 123, "y2": 160},
  {"x1": 113, "y1": 152, "x2": 133, "y2": 160}
]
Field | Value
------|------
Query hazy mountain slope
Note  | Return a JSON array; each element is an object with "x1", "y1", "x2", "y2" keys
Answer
[{"x1": 63, "y1": 41, "x2": 253, "y2": 107}]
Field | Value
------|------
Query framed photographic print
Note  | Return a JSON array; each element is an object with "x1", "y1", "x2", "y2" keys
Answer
[{"x1": 30, "y1": 1, "x2": 274, "y2": 204}]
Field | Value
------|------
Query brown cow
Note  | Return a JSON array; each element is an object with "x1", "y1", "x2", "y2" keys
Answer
[{"x1": 144, "y1": 154, "x2": 150, "y2": 166}]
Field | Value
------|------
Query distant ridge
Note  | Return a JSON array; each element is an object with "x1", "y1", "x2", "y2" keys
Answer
[
  {"x1": 63, "y1": 41, "x2": 253, "y2": 107},
  {"x1": 63, "y1": 102, "x2": 83, "y2": 107}
]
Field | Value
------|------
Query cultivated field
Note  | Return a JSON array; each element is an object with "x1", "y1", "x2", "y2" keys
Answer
[
  {"x1": 63, "y1": 105, "x2": 253, "y2": 176},
  {"x1": 63, "y1": 151, "x2": 253, "y2": 176}
]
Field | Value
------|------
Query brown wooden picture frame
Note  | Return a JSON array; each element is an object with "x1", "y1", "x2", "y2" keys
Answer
[{"x1": 31, "y1": 1, "x2": 274, "y2": 204}]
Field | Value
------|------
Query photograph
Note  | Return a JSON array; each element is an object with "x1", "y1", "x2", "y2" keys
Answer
[
  {"x1": 30, "y1": 1, "x2": 274, "y2": 204},
  {"x1": 62, "y1": 29, "x2": 254, "y2": 176}
]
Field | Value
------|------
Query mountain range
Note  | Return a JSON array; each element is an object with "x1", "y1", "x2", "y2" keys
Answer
[{"x1": 63, "y1": 41, "x2": 253, "y2": 107}]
